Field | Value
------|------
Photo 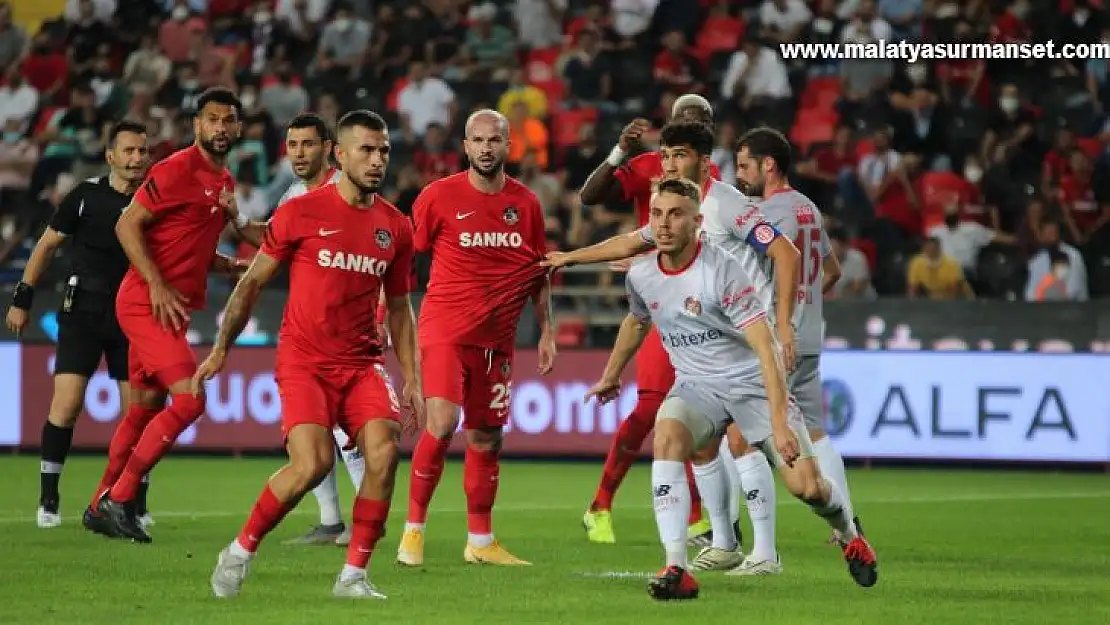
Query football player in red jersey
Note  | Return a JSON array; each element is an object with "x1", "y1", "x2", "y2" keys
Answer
[
  {"x1": 572, "y1": 94, "x2": 724, "y2": 545},
  {"x1": 85, "y1": 88, "x2": 266, "y2": 543},
  {"x1": 200, "y1": 110, "x2": 422, "y2": 599},
  {"x1": 397, "y1": 109, "x2": 554, "y2": 567}
]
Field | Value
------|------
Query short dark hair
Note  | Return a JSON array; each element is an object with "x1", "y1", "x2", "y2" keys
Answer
[
  {"x1": 194, "y1": 87, "x2": 242, "y2": 117},
  {"x1": 287, "y1": 112, "x2": 331, "y2": 142},
  {"x1": 107, "y1": 120, "x2": 148, "y2": 146},
  {"x1": 655, "y1": 178, "x2": 702, "y2": 205},
  {"x1": 736, "y1": 127, "x2": 792, "y2": 175},
  {"x1": 827, "y1": 226, "x2": 848, "y2": 243},
  {"x1": 1048, "y1": 249, "x2": 1069, "y2": 266},
  {"x1": 660, "y1": 121, "x2": 714, "y2": 157},
  {"x1": 336, "y1": 109, "x2": 388, "y2": 135}
]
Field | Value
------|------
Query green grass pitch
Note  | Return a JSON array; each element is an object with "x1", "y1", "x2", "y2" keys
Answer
[{"x1": 0, "y1": 456, "x2": 1107, "y2": 625}]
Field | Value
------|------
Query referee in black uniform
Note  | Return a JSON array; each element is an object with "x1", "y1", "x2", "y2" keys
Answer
[{"x1": 5, "y1": 121, "x2": 163, "y2": 529}]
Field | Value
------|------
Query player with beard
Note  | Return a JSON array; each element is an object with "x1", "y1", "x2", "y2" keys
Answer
[
  {"x1": 86, "y1": 88, "x2": 268, "y2": 543},
  {"x1": 272, "y1": 113, "x2": 369, "y2": 548},
  {"x1": 5, "y1": 121, "x2": 160, "y2": 529},
  {"x1": 575, "y1": 94, "x2": 725, "y2": 545},
  {"x1": 203, "y1": 110, "x2": 420, "y2": 599},
  {"x1": 396, "y1": 109, "x2": 554, "y2": 567}
]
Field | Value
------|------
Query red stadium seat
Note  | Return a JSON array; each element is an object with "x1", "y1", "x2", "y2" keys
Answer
[
  {"x1": 554, "y1": 107, "x2": 599, "y2": 148},
  {"x1": 790, "y1": 109, "x2": 838, "y2": 153},
  {"x1": 695, "y1": 14, "x2": 745, "y2": 59},
  {"x1": 919, "y1": 171, "x2": 966, "y2": 230},
  {"x1": 1077, "y1": 136, "x2": 1104, "y2": 160},
  {"x1": 526, "y1": 47, "x2": 566, "y2": 106},
  {"x1": 800, "y1": 76, "x2": 842, "y2": 111},
  {"x1": 556, "y1": 318, "x2": 587, "y2": 347}
]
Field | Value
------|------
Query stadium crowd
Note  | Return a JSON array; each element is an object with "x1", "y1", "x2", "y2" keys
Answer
[{"x1": 0, "y1": 0, "x2": 1107, "y2": 305}]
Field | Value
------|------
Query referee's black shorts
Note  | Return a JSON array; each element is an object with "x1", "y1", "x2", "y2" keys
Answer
[{"x1": 54, "y1": 294, "x2": 128, "y2": 381}]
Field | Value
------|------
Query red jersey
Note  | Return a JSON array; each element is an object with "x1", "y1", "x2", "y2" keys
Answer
[
  {"x1": 414, "y1": 171, "x2": 547, "y2": 352},
  {"x1": 1058, "y1": 174, "x2": 1101, "y2": 230},
  {"x1": 614, "y1": 152, "x2": 722, "y2": 225},
  {"x1": 261, "y1": 185, "x2": 414, "y2": 368},
  {"x1": 117, "y1": 145, "x2": 234, "y2": 312}
]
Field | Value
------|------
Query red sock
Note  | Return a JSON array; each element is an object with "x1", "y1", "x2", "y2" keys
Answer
[
  {"x1": 345, "y1": 497, "x2": 390, "y2": 569},
  {"x1": 109, "y1": 393, "x2": 203, "y2": 502},
  {"x1": 591, "y1": 392, "x2": 660, "y2": 511},
  {"x1": 407, "y1": 431, "x2": 452, "y2": 524},
  {"x1": 463, "y1": 447, "x2": 500, "y2": 535},
  {"x1": 686, "y1": 461, "x2": 704, "y2": 525},
  {"x1": 236, "y1": 484, "x2": 295, "y2": 553},
  {"x1": 91, "y1": 404, "x2": 159, "y2": 507}
]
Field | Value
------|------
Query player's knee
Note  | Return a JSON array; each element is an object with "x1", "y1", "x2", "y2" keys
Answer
[
  {"x1": 168, "y1": 392, "x2": 205, "y2": 421},
  {"x1": 727, "y1": 429, "x2": 752, "y2": 457},
  {"x1": 424, "y1": 399, "x2": 460, "y2": 437},
  {"x1": 652, "y1": 418, "x2": 690, "y2": 461},
  {"x1": 808, "y1": 427, "x2": 827, "y2": 443},
  {"x1": 465, "y1": 428, "x2": 501, "y2": 453},
  {"x1": 47, "y1": 401, "x2": 83, "y2": 428},
  {"x1": 289, "y1": 447, "x2": 335, "y2": 491}
]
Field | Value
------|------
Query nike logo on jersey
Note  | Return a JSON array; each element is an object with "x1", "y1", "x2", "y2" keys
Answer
[
  {"x1": 459, "y1": 232, "x2": 524, "y2": 247},
  {"x1": 319, "y1": 228, "x2": 342, "y2": 237},
  {"x1": 205, "y1": 189, "x2": 215, "y2": 197},
  {"x1": 456, "y1": 211, "x2": 475, "y2": 219}
]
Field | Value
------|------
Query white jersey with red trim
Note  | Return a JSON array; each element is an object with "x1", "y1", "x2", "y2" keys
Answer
[
  {"x1": 278, "y1": 167, "x2": 342, "y2": 206},
  {"x1": 626, "y1": 239, "x2": 769, "y2": 389}
]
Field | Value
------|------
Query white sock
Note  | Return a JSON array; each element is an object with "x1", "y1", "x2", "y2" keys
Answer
[
  {"x1": 311, "y1": 466, "x2": 343, "y2": 526},
  {"x1": 229, "y1": 539, "x2": 254, "y2": 558},
  {"x1": 468, "y1": 533, "x2": 494, "y2": 547},
  {"x1": 333, "y1": 427, "x2": 367, "y2": 489},
  {"x1": 340, "y1": 446, "x2": 366, "y2": 489},
  {"x1": 339, "y1": 563, "x2": 365, "y2": 580},
  {"x1": 405, "y1": 522, "x2": 426, "y2": 533},
  {"x1": 718, "y1": 437, "x2": 740, "y2": 526},
  {"x1": 813, "y1": 435, "x2": 853, "y2": 505},
  {"x1": 811, "y1": 478, "x2": 858, "y2": 541},
  {"x1": 691, "y1": 456, "x2": 737, "y2": 550},
  {"x1": 735, "y1": 450, "x2": 776, "y2": 562},
  {"x1": 652, "y1": 459, "x2": 690, "y2": 569}
]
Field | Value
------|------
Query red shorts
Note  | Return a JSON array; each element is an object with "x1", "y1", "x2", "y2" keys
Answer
[
  {"x1": 635, "y1": 326, "x2": 675, "y2": 396},
  {"x1": 420, "y1": 343, "x2": 512, "y2": 430},
  {"x1": 276, "y1": 363, "x2": 400, "y2": 441},
  {"x1": 117, "y1": 307, "x2": 197, "y2": 391}
]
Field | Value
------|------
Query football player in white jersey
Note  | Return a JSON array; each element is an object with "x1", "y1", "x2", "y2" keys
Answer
[
  {"x1": 732, "y1": 127, "x2": 864, "y2": 546},
  {"x1": 584, "y1": 178, "x2": 878, "y2": 601},
  {"x1": 275, "y1": 113, "x2": 365, "y2": 547},
  {"x1": 545, "y1": 121, "x2": 796, "y2": 575}
]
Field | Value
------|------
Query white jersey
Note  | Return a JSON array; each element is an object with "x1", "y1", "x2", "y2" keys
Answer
[
  {"x1": 626, "y1": 240, "x2": 770, "y2": 390},
  {"x1": 756, "y1": 188, "x2": 830, "y2": 355},
  {"x1": 277, "y1": 167, "x2": 342, "y2": 206}
]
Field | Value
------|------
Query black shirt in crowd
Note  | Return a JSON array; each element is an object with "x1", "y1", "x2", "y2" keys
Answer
[{"x1": 49, "y1": 175, "x2": 132, "y2": 294}]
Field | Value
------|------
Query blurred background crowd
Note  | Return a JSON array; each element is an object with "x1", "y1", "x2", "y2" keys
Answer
[{"x1": 0, "y1": 0, "x2": 1107, "y2": 339}]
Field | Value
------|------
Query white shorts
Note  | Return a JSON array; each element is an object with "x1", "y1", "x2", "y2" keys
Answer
[{"x1": 789, "y1": 354, "x2": 824, "y2": 431}]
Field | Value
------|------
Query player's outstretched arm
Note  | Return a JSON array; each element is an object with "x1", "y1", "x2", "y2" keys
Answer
[
  {"x1": 543, "y1": 230, "x2": 652, "y2": 268},
  {"x1": 586, "y1": 313, "x2": 651, "y2": 404},
  {"x1": 222, "y1": 186, "x2": 269, "y2": 247},
  {"x1": 743, "y1": 319, "x2": 798, "y2": 466},
  {"x1": 212, "y1": 252, "x2": 282, "y2": 352}
]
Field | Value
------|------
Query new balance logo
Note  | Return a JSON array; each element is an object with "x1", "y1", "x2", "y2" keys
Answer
[
  {"x1": 745, "y1": 489, "x2": 760, "y2": 501},
  {"x1": 653, "y1": 484, "x2": 671, "y2": 498}
]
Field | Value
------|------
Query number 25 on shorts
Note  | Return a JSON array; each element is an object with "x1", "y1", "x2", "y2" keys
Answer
[{"x1": 490, "y1": 382, "x2": 511, "y2": 410}]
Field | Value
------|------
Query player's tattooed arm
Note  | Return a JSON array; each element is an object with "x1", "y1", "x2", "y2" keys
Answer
[{"x1": 212, "y1": 253, "x2": 282, "y2": 352}]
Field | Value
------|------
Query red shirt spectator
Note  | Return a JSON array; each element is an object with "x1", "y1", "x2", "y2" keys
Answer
[
  {"x1": 1058, "y1": 172, "x2": 1100, "y2": 230},
  {"x1": 957, "y1": 180, "x2": 991, "y2": 227},
  {"x1": 21, "y1": 44, "x2": 68, "y2": 103},
  {"x1": 653, "y1": 31, "x2": 704, "y2": 92},
  {"x1": 991, "y1": 7, "x2": 1032, "y2": 43},
  {"x1": 937, "y1": 59, "x2": 989, "y2": 106}
]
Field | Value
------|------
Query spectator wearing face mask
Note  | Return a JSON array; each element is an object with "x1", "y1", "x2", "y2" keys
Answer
[
  {"x1": 159, "y1": 2, "x2": 207, "y2": 63},
  {"x1": 981, "y1": 83, "x2": 1039, "y2": 177},
  {"x1": 927, "y1": 203, "x2": 1015, "y2": 275},
  {"x1": 958, "y1": 154, "x2": 1003, "y2": 230},
  {"x1": 1024, "y1": 220, "x2": 1088, "y2": 301},
  {"x1": 1030, "y1": 249, "x2": 1078, "y2": 301}
]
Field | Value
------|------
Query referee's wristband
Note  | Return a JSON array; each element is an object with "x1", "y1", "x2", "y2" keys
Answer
[
  {"x1": 11, "y1": 282, "x2": 34, "y2": 310},
  {"x1": 606, "y1": 145, "x2": 626, "y2": 167}
]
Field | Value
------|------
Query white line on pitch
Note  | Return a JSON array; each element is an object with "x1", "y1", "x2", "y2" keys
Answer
[{"x1": 0, "y1": 491, "x2": 1104, "y2": 525}]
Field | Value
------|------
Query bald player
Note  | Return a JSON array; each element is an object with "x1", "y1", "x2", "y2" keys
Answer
[{"x1": 397, "y1": 109, "x2": 555, "y2": 567}]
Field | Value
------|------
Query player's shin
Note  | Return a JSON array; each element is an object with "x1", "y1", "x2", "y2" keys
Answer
[
  {"x1": 690, "y1": 454, "x2": 736, "y2": 551},
  {"x1": 232, "y1": 477, "x2": 299, "y2": 557},
  {"x1": 804, "y1": 473, "x2": 857, "y2": 542},
  {"x1": 718, "y1": 437, "x2": 741, "y2": 527},
  {"x1": 91, "y1": 403, "x2": 159, "y2": 506},
  {"x1": 344, "y1": 498, "x2": 390, "y2": 576},
  {"x1": 652, "y1": 459, "x2": 691, "y2": 569},
  {"x1": 405, "y1": 430, "x2": 452, "y2": 530},
  {"x1": 735, "y1": 450, "x2": 777, "y2": 562},
  {"x1": 591, "y1": 402, "x2": 654, "y2": 511},
  {"x1": 311, "y1": 466, "x2": 343, "y2": 526},
  {"x1": 109, "y1": 393, "x2": 203, "y2": 503},
  {"x1": 463, "y1": 443, "x2": 501, "y2": 546},
  {"x1": 812, "y1": 433, "x2": 853, "y2": 505}
]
